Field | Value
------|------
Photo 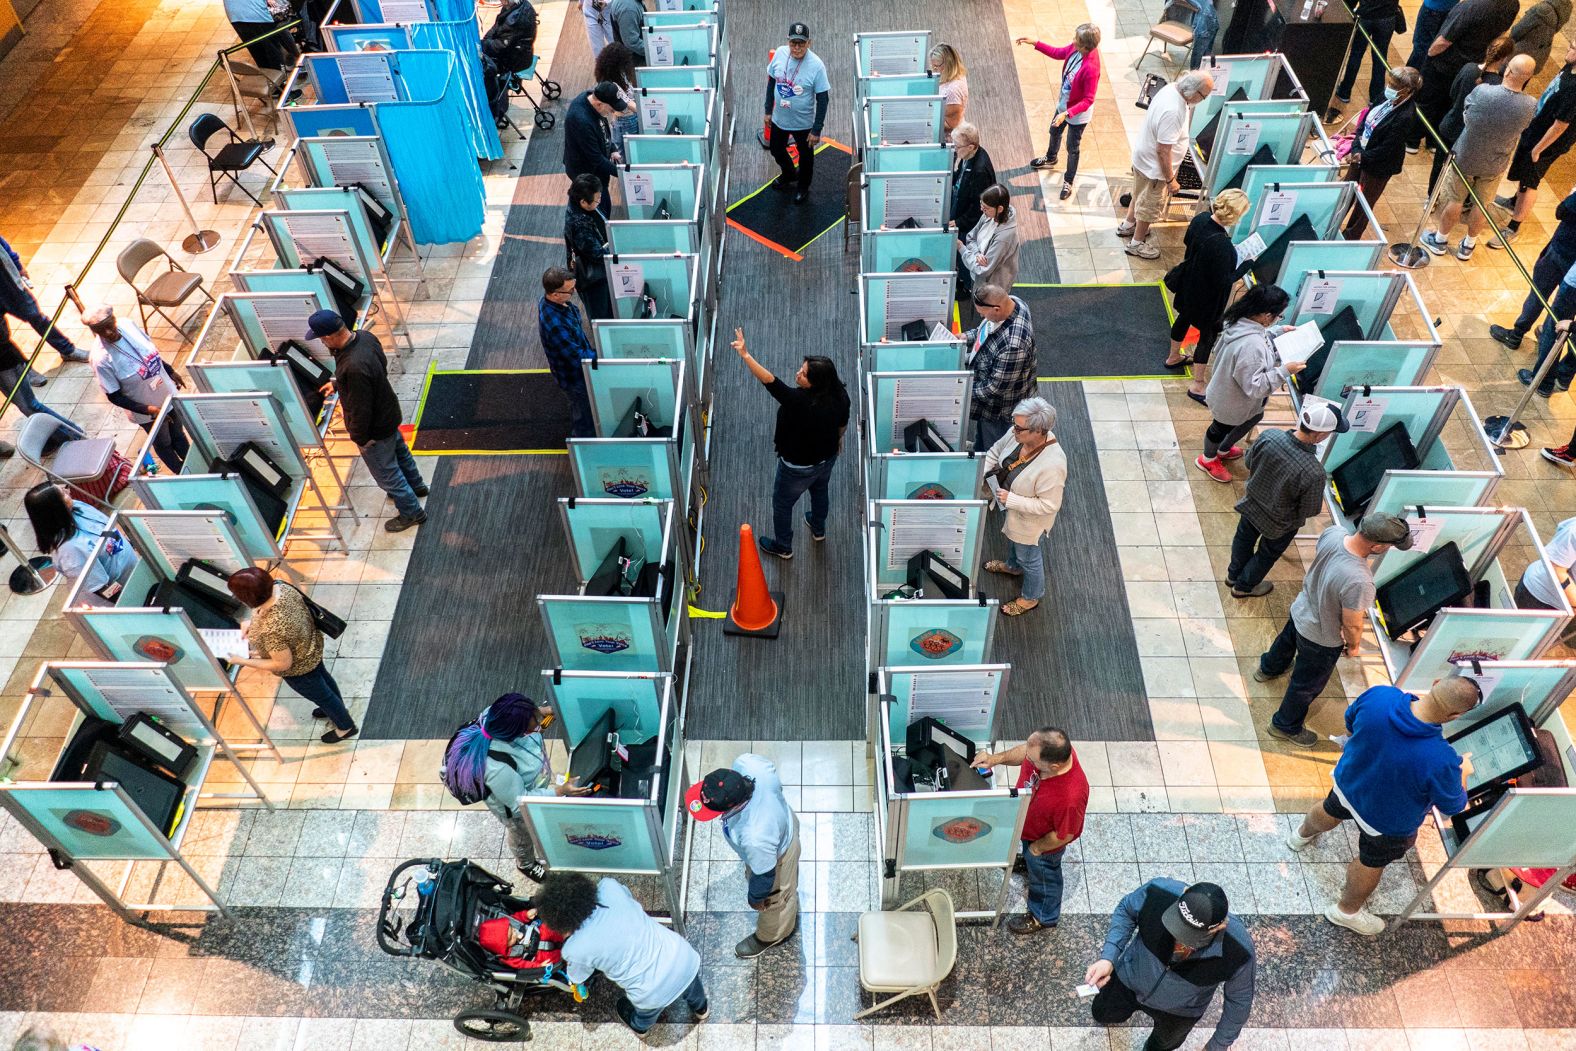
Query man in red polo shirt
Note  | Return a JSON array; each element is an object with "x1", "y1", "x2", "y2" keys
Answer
[{"x1": 975, "y1": 726, "x2": 1090, "y2": 934}]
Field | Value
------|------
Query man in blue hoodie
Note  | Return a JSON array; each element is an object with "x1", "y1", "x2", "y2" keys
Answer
[{"x1": 1288, "y1": 676, "x2": 1480, "y2": 935}]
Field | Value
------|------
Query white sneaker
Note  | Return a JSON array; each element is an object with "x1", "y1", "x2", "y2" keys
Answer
[
  {"x1": 1116, "y1": 219, "x2": 1136, "y2": 238},
  {"x1": 1286, "y1": 828, "x2": 1319, "y2": 852},
  {"x1": 1323, "y1": 903, "x2": 1386, "y2": 936},
  {"x1": 1124, "y1": 238, "x2": 1161, "y2": 260}
]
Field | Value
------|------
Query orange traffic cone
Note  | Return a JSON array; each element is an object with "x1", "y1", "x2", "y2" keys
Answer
[{"x1": 724, "y1": 524, "x2": 784, "y2": 638}]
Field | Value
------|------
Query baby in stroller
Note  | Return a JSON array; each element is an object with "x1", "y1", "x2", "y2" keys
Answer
[{"x1": 476, "y1": 910, "x2": 582, "y2": 997}]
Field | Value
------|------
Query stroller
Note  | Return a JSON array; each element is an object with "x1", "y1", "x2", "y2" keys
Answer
[
  {"x1": 482, "y1": 0, "x2": 560, "y2": 130},
  {"x1": 377, "y1": 858, "x2": 579, "y2": 1042}
]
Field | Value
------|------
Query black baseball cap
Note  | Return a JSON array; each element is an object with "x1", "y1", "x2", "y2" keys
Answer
[
  {"x1": 1162, "y1": 882, "x2": 1229, "y2": 948},
  {"x1": 787, "y1": 22, "x2": 810, "y2": 41},
  {"x1": 684, "y1": 768, "x2": 753, "y2": 821},
  {"x1": 592, "y1": 81, "x2": 630, "y2": 112},
  {"x1": 305, "y1": 309, "x2": 345, "y2": 340}
]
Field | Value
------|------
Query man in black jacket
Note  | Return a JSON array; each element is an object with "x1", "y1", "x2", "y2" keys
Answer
[
  {"x1": 308, "y1": 310, "x2": 427, "y2": 532},
  {"x1": 1492, "y1": 187, "x2": 1576, "y2": 348},
  {"x1": 1412, "y1": 0, "x2": 1520, "y2": 148},
  {"x1": 564, "y1": 82, "x2": 629, "y2": 217}
]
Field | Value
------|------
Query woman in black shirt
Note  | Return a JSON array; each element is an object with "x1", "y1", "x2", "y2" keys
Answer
[
  {"x1": 1165, "y1": 188, "x2": 1250, "y2": 402},
  {"x1": 731, "y1": 328, "x2": 850, "y2": 559}
]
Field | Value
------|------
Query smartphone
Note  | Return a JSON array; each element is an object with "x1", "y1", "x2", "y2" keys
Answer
[{"x1": 1075, "y1": 984, "x2": 1099, "y2": 999}]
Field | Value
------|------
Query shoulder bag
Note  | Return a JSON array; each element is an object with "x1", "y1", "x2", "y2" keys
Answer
[{"x1": 284, "y1": 581, "x2": 347, "y2": 639}]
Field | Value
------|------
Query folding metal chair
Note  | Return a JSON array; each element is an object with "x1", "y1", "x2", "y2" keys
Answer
[{"x1": 189, "y1": 112, "x2": 278, "y2": 206}]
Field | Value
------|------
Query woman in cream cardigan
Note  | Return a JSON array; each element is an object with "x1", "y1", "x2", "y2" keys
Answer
[{"x1": 981, "y1": 396, "x2": 1068, "y2": 615}]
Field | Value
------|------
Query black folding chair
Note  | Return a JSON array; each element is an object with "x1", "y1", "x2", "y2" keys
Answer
[{"x1": 189, "y1": 112, "x2": 278, "y2": 206}]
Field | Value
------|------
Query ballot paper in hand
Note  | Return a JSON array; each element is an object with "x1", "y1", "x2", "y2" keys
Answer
[
  {"x1": 928, "y1": 321, "x2": 951, "y2": 343},
  {"x1": 1235, "y1": 231, "x2": 1267, "y2": 266},
  {"x1": 200, "y1": 628, "x2": 249, "y2": 662},
  {"x1": 1273, "y1": 320, "x2": 1325, "y2": 365}
]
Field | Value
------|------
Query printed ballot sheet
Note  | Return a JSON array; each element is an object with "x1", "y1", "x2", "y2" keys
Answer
[
  {"x1": 199, "y1": 629, "x2": 249, "y2": 662},
  {"x1": 886, "y1": 503, "x2": 968, "y2": 571},
  {"x1": 907, "y1": 669, "x2": 999, "y2": 730},
  {"x1": 881, "y1": 273, "x2": 951, "y2": 340},
  {"x1": 890, "y1": 373, "x2": 967, "y2": 446},
  {"x1": 1273, "y1": 320, "x2": 1325, "y2": 365}
]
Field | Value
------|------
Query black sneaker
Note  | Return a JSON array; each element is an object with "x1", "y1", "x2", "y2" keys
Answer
[
  {"x1": 693, "y1": 1001, "x2": 710, "y2": 1021},
  {"x1": 412, "y1": 483, "x2": 430, "y2": 498},
  {"x1": 1323, "y1": 105, "x2": 1343, "y2": 124},
  {"x1": 1007, "y1": 913, "x2": 1055, "y2": 935},
  {"x1": 385, "y1": 511, "x2": 428, "y2": 532},
  {"x1": 793, "y1": 189, "x2": 809, "y2": 203},
  {"x1": 1518, "y1": 369, "x2": 1554, "y2": 398},
  {"x1": 1265, "y1": 723, "x2": 1319, "y2": 747},
  {"x1": 1489, "y1": 324, "x2": 1524, "y2": 350},
  {"x1": 759, "y1": 538, "x2": 793, "y2": 560},
  {"x1": 516, "y1": 859, "x2": 548, "y2": 882},
  {"x1": 1029, "y1": 155, "x2": 1054, "y2": 169},
  {"x1": 804, "y1": 512, "x2": 825, "y2": 541},
  {"x1": 771, "y1": 176, "x2": 794, "y2": 192},
  {"x1": 1542, "y1": 445, "x2": 1576, "y2": 467}
]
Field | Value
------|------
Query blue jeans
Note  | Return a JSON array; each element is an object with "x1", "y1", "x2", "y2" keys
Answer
[
  {"x1": 359, "y1": 431, "x2": 424, "y2": 518},
  {"x1": 617, "y1": 973, "x2": 707, "y2": 1034},
  {"x1": 1532, "y1": 283, "x2": 1576, "y2": 394},
  {"x1": 1336, "y1": 16, "x2": 1395, "y2": 104},
  {"x1": 1022, "y1": 843, "x2": 1066, "y2": 924},
  {"x1": 974, "y1": 415, "x2": 1010, "y2": 453},
  {"x1": 1188, "y1": 5, "x2": 1219, "y2": 69},
  {"x1": 771, "y1": 457, "x2": 834, "y2": 550},
  {"x1": 1007, "y1": 538, "x2": 1046, "y2": 601},
  {"x1": 1262, "y1": 617, "x2": 1345, "y2": 735},
  {"x1": 563, "y1": 379, "x2": 594, "y2": 438},
  {"x1": 0, "y1": 287, "x2": 81, "y2": 359},
  {"x1": 1404, "y1": 5, "x2": 1450, "y2": 72},
  {"x1": 140, "y1": 412, "x2": 190, "y2": 473},
  {"x1": 0, "y1": 365, "x2": 84, "y2": 447},
  {"x1": 284, "y1": 661, "x2": 355, "y2": 732}
]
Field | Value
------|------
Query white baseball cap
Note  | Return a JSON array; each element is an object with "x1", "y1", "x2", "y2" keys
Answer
[{"x1": 1298, "y1": 397, "x2": 1350, "y2": 434}]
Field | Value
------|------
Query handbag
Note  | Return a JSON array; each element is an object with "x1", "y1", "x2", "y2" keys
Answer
[
  {"x1": 1162, "y1": 259, "x2": 1188, "y2": 293},
  {"x1": 1331, "y1": 107, "x2": 1367, "y2": 162},
  {"x1": 284, "y1": 581, "x2": 347, "y2": 639}
]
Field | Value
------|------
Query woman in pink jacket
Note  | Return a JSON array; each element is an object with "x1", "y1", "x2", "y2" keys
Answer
[{"x1": 1016, "y1": 25, "x2": 1102, "y2": 201}]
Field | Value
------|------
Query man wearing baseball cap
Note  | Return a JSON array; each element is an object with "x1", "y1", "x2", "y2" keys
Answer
[
  {"x1": 764, "y1": 23, "x2": 830, "y2": 202},
  {"x1": 1085, "y1": 878, "x2": 1256, "y2": 1051},
  {"x1": 1227, "y1": 397, "x2": 1346, "y2": 599},
  {"x1": 686, "y1": 753, "x2": 799, "y2": 957},
  {"x1": 1258, "y1": 511, "x2": 1414, "y2": 746},
  {"x1": 565, "y1": 81, "x2": 629, "y2": 217}
]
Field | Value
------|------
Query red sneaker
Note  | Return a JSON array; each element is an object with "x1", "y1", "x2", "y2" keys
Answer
[
  {"x1": 1218, "y1": 445, "x2": 1246, "y2": 461},
  {"x1": 1195, "y1": 455, "x2": 1233, "y2": 483}
]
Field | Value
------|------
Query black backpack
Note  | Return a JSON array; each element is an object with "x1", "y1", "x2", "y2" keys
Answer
[
  {"x1": 439, "y1": 720, "x2": 520, "y2": 805},
  {"x1": 482, "y1": 0, "x2": 538, "y2": 73}
]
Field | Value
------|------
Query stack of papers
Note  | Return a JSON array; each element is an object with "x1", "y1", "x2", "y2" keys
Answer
[
  {"x1": 199, "y1": 628, "x2": 249, "y2": 662},
  {"x1": 1272, "y1": 320, "x2": 1325, "y2": 365}
]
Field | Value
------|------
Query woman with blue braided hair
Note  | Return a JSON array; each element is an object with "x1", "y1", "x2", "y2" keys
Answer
[{"x1": 445, "y1": 693, "x2": 591, "y2": 883}]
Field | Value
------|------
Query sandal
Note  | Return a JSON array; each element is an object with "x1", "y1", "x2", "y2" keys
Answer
[
  {"x1": 1163, "y1": 355, "x2": 1192, "y2": 370},
  {"x1": 1002, "y1": 597, "x2": 1040, "y2": 616},
  {"x1": 984, "y1": 559, "x2": 1023, "y2": 576}
]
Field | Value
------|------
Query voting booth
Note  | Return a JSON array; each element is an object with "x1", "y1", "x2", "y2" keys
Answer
[
  {"x1": 0, "y1": 660, "x2": 278, "y2": 918},
  {"x1": 866, "y1": 501, "x2": 988, "y2": 601},
  {"x1": 860, "y1": 272, "x2": 957, "y2": 345},
  {"x1": 1231, "y1": 182, "x2": 1380, "y2": 287},
  {"x1": 1201, "y1": 110, "x2": 1318, "y2": 198},
  {"x1": 523, "y1": 669, "x2": 688, "y2": 929},
  {"x1": 862, "y1": 171, "x2": 950, "y2": 231},
  {"x1": 862, "y1": 227, "x2": 954, "y2": 276},
  {"x1": 865, "y1": 338, "x2": 967, "y2": 374},
  {"x1": 605, "y1": 253, "x2": 699, "y2": 323},
  {"x1": 864, "y1": 144, "x2": 953, "y2": 174},
  {"x1": 867, "y1": 371, "x2": 972, "y2": 455},
  {"x1": 1190, "y1": 53, "x2": 1309, "y2": 137}
]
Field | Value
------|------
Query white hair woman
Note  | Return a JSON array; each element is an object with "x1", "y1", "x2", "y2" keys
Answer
[{"x1": 981, "y1": 397, "x2": 1069, "y2": 615}]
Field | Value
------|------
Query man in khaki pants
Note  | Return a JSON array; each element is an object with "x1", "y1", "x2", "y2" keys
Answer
[{"x1": 686, "y1": 754, "x2": 799, "y2": 957}]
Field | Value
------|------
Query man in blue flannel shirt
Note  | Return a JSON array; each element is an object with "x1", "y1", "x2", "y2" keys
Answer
[{"x1": 538, "y1": 266, "x2": 598, "y2": 439}]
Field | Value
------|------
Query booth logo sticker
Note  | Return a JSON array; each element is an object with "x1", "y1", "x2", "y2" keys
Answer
[
  {"x1": 59, "y1": 809, "x2": 122, "y2": 837},
  {"x1": 910, "y1": 628, "x2": 963, "y2": 660},
  {"x1": 132, "y1": 635, "x2": 184, "y2": 664},
  {"x1": 599, "y1": 468, "x2": 651, "y2": 499},
  {"x1": 576, "y1": 623, "x2": 632, "y2": 655},
  {"x1": 564, "y1": 824, "x2": 623, "y2": 850},
  {"x1": 932, "y1": 816, "x2": 990, "y2": 844},
  {"x1": 907, "y1": 483, "x2": 955, "y2": 500}
]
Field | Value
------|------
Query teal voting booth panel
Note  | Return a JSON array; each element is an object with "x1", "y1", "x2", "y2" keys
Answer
[
  {"x1": 521, "y1": 797, "x2": 664, "y2": 872},
  {"x1": 862, "y1": 228, "x2": 954, "y2": 275},
  {"x1": 172, "y1": 392, "x2": 308, "y2": 481},
  {"x1": 1286, "y1": 270, "x2": 1406, "y2": 343},
  {"x1": 539, "y1": 595, "x2": 669, "y2": 673},
  {"x1": 872, "y1": 599, "x2": 998, "y2": 668},
  {"x1": 1235, "y1": 164, "x2": 1336, "y2": 228},
  {"x1": 228, "y1": 268, "x2": 342, "y2": 310},
  {"x1": 871, "y1": 500, "x2": 987, "y2": 592},
  {"x1": 284, "y1": 104, "x2": 379, "y2": 141},
  {"x1": 1190, "y1": 56, "x2": 1297, "y2": 131},
  {"x1": 634, "y1": 65, "x2": 714, "y2": 90},
  {"x1": 1367, "y1": 471, "x2": 1501, "y2": 517},
  {"x1": 272, "y1": 186, "x2": 388, "y2": 262},
  {"x1": 188, "y1": 360, "x2": 324, "y2": 448},
  {"x1": 72, "y1": 608, "x2": 232, "y2": 693},
  {"x1": 113, "y1": 510, "x2": 250, "y2": 582},
  {"x1": 215, "y1": 290, "x2": 336, "y2": 364},
  {"x1": 645, "y1": 9, "x2": 716, "y2": 30},
  {"x1": 860, "y1": 273, "x2": 956, "y2": 343},
  {"x1": 542, "y1": 671, "x2": 671, "y2": 750},
  {"x1": 871, "y1": 452, "x2": 982, "y2": 502},
  {"x1": 1396, "y1": 610, "x2": 1568, "y2": 693},
  {"x1": 624, "y1": 135, "x2": 707, "y2": 168},
  {"x1": 132, "y1": 474, "x2": 282, "y2": 560},
  {"x1": 1373, "y1": 508, "x2": 1519, "y2": 591},
  {"x1": 860, "y1": 74, "x2": 941, "y2": 98},
  {"x1": 261, "y1": 209, "x2": 376, "y2": 283},
  {"x1": 593, "y1": 320, "x2": 702, "y2": 398},
  {"x1": 863, "y1": 171, "x2": 950, "y2": 229},
  {"x1": 880, "y1": 664, "x2": 1010, "y2": 748},
  {"x1": 1437, "y1": 789, "x2": 1576, "y2": 870},
  {"x1": 856, "y1": 31, "x2": 931, "y2": 78},
  {"x1": 1206, "y1": 112, "x2": 1313, "y2": 197},
  {"x1": 868, "y1": 371, "x2": 971, "y2": 452},
  {"x1": 557, "y1": 498, "x2": 672, "y2": 587},
  {"x1": 582, "y1": 358, "x2": 684, "y2": 437},
  {"x1": 865, "y1": 96, "x2": 945, "y2": 147},
  {"x1": 619, "y1": 165, "x2": 704, "y2": 224},
  {"x1": 1200, "y1": 97, "x2": 1310, "y2": 139},
  {"x1": 1231, "y1": 172, "x2": 1341, "y2": 240},
  {"x1": 0, "y1": 784, "x2": 173, "y2": 860},
  {"x1": 630, "y1": 88, "x2": 714, "y2": 139},
  {"x1": 866, "y1": 339, "x2": 966, "y2": 373},
  {"x1": 609, "y1": 220, "x2": 698, "y2": 256},
  {"x1": 1299, "y1": 341, "x2": 1438, "y2": 402},
  {"x1": 864, "y1": 144, "x2": 953, "y2": 174},
  {"x1": 569, "y1": 438, "x2": 684, "y2": 502},
  {"x1": 894, "y1": 790, "x2": 1026, "y2": 869},
  {"x1": 1325, "y1": 386, "x2": 1455, "y2": 475},
  {"x1": 1244, "y1": 181, "x2": 1359, "y2": 244},
  {"x1": 608, "y1": 254, "x2": 697, "y2": 321},
  {"x1": 643, "y1": 24, "x2": 714, "y2": 68},
  {"x1": 1441, "y1": 661, "x2": 1576, "y2": 733},
  {"x1": 296, "y1": 135, "x2": 401, "y2": 215},
  {"x1": 1277, "y1": 240, "x2": 1384, "y2": 281}
]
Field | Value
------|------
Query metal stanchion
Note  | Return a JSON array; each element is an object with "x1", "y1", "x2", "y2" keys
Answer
[
  {"x1": 152, "y1": 144, "x2": 220, "y2": 255},
  {"x1": 1389, "y1": 148, "x2": 1456, "y2": 270},
  {"x1": 0, "y1": 524, "x2": 54, "y2": 595},
  {"x1": 1483, "y1": 322, "x2": 1574, "y2": 451}
]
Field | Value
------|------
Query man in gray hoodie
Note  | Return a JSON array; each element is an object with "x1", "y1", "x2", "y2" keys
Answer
[{"x1": 609, "y1": 0, "x2": 647, "y2": 63}]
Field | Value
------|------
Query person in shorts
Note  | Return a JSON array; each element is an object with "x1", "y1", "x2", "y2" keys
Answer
[
  {"x1": 1492, "y1": 42, "x2": 1576, "y2": 248},
  {"x1": 1117, "y1": 70, "x2": 1213, "y2": 260},
  {"x1": 1288, "y1": 677, "x2": 1481, "y2": 935}
]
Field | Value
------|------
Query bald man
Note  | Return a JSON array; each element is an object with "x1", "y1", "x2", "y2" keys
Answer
[
  {"x1": 1420, "y1": 53, "x2": 1537, "y2": 261},
  {"x1": 1289, "y1": 676, "x2": 1482, "y2": 935}
]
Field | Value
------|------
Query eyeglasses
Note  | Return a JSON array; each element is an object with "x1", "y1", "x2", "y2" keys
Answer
[
  {"x1": 1011, "y1": 423, "x2": 1035, "y2": 433},
  {"x1": 973, "y1": 299, "x2": 1003, "y2": 309}
]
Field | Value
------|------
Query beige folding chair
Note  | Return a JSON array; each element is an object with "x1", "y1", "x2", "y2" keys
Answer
[
  {"x1": 117, "y1": 238, "x2": 216, "y2": 343},
  {"x1": 1135, "y1": 0, "x2": 1201, "y2": 70},
  {"x1": 853, "y1": 888, "x2": 956, "y2": 1019},
  {"x1": 227, "y1": 60, "x2": 283, "y2": 133},
  {"x1": 16, "y1": 416, "x2": 119, "y2": 507},
  {"x1": 844, "y1": 161, "x2": 864, "y2": 252}
]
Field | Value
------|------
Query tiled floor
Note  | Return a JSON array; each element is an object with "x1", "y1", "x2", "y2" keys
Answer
[{"x1": 2, "y1": 0, "x2": 1576, "y2": 1047}]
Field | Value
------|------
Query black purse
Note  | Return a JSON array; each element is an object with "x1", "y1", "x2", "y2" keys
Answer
[{"x1": 285, "y1": 581, "x2": 346, "y2": 639}]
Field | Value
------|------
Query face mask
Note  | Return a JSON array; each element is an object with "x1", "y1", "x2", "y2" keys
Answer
[{"x1": 1383, "y1": 86, "x2": 1399, "y2": 101}]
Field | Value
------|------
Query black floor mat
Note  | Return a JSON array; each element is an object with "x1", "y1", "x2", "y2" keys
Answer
[
  {"x1": 1014, "y1": 282, "x2": 1182, "y2": 382},
  {"x1": 725, "y1": 140, "x2": 852, "y2": 259},
  {"x1": 411, "y1": 370, "x2": 572, "y2": 453}
]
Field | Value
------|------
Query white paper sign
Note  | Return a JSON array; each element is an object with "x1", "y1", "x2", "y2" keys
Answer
[
  {"x1": 1348, "y1": 396, "x2": 1388, "y2": 433},
  {"x1": 611, "y1": 262, "x2": 646, "y2": 299},
  {"x1": 1406, "y1": 517, "x2": 1445, "y2": 554},
  {"x1": 1235, "y1": 231, "x2": 1267, "y2": 264},
  {"x1": 1209, "y1": 64, "x2": 1232, "y2": 95},
  {"x1": 1457, "y1": 666, "x2": 1506, "y2": 701},
  {"x1": 640, "y1": 96, "x2": 668, "y2": 131},
  {"x1": 1261, "y1": 191, "x2": 1299, "y2": 227},
  {"x1": 648, "y1": 33, "x2": 674, "y2": 65},
  {"x1": 1302, "y1": 279, "x2": 1342, "y2": 316},
  {"x1": 625, "y1": 173, "x2": 655, "y2": 207},
  {"x1": 1226, "y1": 121, "x2": 1261, "y2": 156}
]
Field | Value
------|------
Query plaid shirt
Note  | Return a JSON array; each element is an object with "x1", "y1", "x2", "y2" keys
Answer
[
  {"x1": 968, "y1": 296, "x2": 1037, "y2": 421},
  {"x1": 537, "y1": 295, "x2": 596, "y2": 388},
  {"x1": 1237, "y1": 428, "x2": 1327, "y2": 537}
]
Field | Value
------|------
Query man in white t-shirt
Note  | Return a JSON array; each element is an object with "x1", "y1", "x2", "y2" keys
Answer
[
  {"x1": 1118, "y1": 70, "x2": 1214, "y2": 259},
  {"x1": 1516, "y1": 515, "x2": 1576, "y2": 612}
]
